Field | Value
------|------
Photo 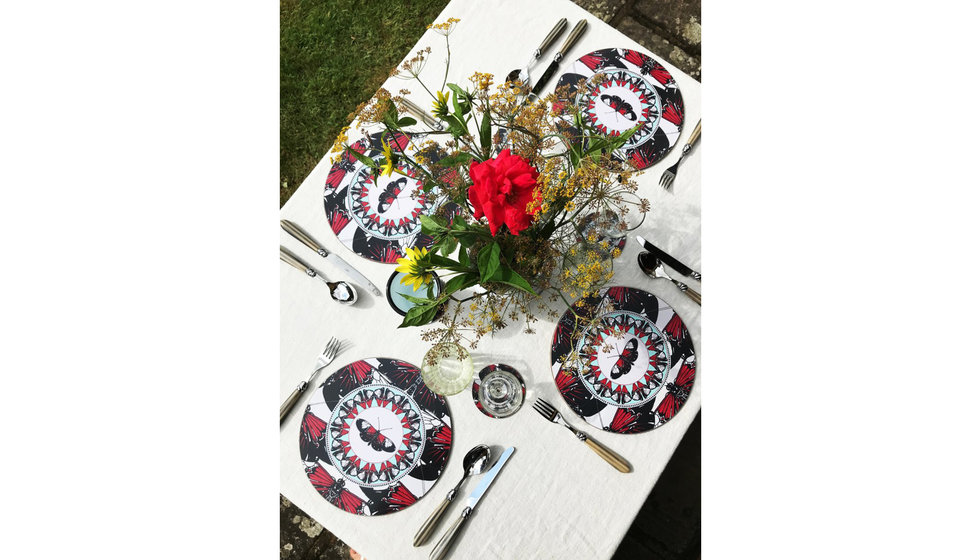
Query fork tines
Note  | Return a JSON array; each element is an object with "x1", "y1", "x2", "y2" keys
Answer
[
  {"x1": 659, "y1": 169, "x2": 676, "y2": 190},
  {"x1": 323, "y1": 337, "x2": 341, "y2": 357},
  {"x1": 532, "y1": 398, "x2": 558, "y2": 421}
]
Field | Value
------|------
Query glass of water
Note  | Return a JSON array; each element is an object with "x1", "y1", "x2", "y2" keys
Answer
[{"x1": 474, "y1": 364, "x2": 525, "y2": 418}]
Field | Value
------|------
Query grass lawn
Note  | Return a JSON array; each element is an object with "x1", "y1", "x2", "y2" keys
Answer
[{"x1": 281, "y1": 0, "x2": 450, "y2": 207}]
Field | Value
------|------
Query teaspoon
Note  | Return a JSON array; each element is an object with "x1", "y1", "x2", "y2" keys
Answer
[
  {"x1": 280, "y1": 247, "x2": 358, "y2": 305},
  {"x1": 504, "y1": 18, "x2": 568, "y2": 89},
  {"x1": 413, "y1": 444, "x2": 491, "y2": 547}
]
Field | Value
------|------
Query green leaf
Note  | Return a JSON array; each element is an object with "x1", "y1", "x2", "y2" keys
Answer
[
  {"x1": 446, "y1": 118, "x2": 468, "y2": 138},
  {"x1": 400, "y1": 293, "x2": 437, "y2": 305},
  {"x1": 446, "y1": 83, "x2": 467, "y2": 99},
  {"x1": 420, "y1": 215, "x2": 447, "y2": 235},
  {"x1": 427, "y1": 252, "x2": 461, "y2": 268},
  {"x1": 478, "y1": 242, "x2": 501, "y2": 283},
  {"x1": 443, "y1": 272, "x2": 479, "y2": 295},
  {"x1": 493, "y1": 266, "x2": 536, "y2": 295},
  {"x1": 457, "y1": 244, "x2": 470, "y2": 267},
  {"x1": 397, "y1": 116, "x2": 418, "y2": 127},
  {"x1": 435, "y1": 152, "x2": 474, "y2": 168},
  {"x1": 479, "y1": 110, "x2": 491, "y2": 157},
  {"x1": 347, "y1": 147, "x2": 377, "y2": 169},
  {"x1": 439, "y1": 235, "x2": 459, "y2": 257},
  {"x1": 399, "y1": 298, "x2": 442, "y2": 327}
]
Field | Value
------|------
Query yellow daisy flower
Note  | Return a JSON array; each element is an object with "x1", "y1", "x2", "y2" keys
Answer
[
  {"x1": 432, "y1": 90, "x2": 449, "y2": 118},
  {"x1": 379, "y1": 139, "x2": 396, "y2": 177},
  {"x1": 395, "y1": 247, "x2": 432, "y2": 291}
]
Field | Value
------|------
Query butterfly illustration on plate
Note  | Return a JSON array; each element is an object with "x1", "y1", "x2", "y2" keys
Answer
[
  {"x1": 656, "y1": 358, "x2": 696, "y2": 422},
  {"x1": 306, "y1": 464, "x2": 366, "y2": 514},
  {"x1": 609, "y1": 338, "x2": 640, "y2": 380},
  {"x1": 600, "y1": 93, "x2": 638, "y2": 122},
  {"x1": 376, "y1": 177, "x2": 407, "y2": 214},
  {"x1": 356, "y1": 418, "x2": 396, "y2": 453}
]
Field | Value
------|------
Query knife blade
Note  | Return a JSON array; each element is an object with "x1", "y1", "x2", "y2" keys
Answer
[
  {"x1": 635, "y1": 236, "x2": 701, "y2": 281},
  {"x1": 530, "y1": 18, "x2": 588, "y2": 96},
  {"x1": 281, "y1": 219, "x2": 382, "y2": 296},
  {"x1": 430, "y1": 447, "x2": 515, "y2": 560}
]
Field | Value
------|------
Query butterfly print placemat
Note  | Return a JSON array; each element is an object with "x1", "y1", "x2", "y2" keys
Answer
[
  {"x1": 550, "y1": 286, "x2": 696, "y2": 434},
  {"x1": 555, "y1": 48, "x2": 685, "y2": 170},
  {"x1": 323, "y1": 131, "x2": 460, "y2": 263},
  {"x1": 299, "y1": 358, "x2": 453, "y2": 516}
]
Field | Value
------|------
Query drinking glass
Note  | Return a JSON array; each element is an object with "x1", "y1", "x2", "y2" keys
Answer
[
  {"x1": 420, "y1": 342, "x2": 473, "y2": 396},
  {"x1": 475, "y1": 364, "x2": 525, "y2": 418}
]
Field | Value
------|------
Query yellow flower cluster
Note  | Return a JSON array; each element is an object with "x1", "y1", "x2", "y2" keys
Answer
[
  {"x1": 426, "y1": 17, "x2": 460, "y2": 36},
  {"x1": 328, "y1": 125, "x2": 351, "y2": 164},
  {"x1": 468, "y1": 72, "x2": 493, "y2": 92}
]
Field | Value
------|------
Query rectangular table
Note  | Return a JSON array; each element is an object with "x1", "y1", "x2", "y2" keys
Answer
[{"x1": 280, "y1": 0, "x2": 701, "y2": 557}]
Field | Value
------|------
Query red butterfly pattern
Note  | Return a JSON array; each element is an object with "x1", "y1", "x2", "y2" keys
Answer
[
  {"x1": 663, "y1": 313, "x2": 688, "y2": 344},
  {"x1": 655, "y1": 359, "x2": 696, "y2": 422},
  {"x1": 421, "y1": 424, "x2": 452, "y2": 466},
  {"x1": 299, "y1": 407, "x2": 327, "y2": 460},
  {"x1": 306, "y1": 464, "x2": 365, "y2": 514},
  {"x1": 386, "y1": 483, "x2": 417, "y2": 510},
  {"x1": 662, "y1": 101, "x2": 683, "y2": 126},
  {"x1": 610, "y1": 407, "x2": 640, "y2": 433}
]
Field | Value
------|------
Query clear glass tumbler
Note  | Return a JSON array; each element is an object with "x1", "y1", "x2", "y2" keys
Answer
[{"x1": 476, "y1": 364, "x2": 525, "y2": 418}]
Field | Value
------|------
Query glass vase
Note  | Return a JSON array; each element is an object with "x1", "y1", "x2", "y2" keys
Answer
[{"x1": 420, "y1": 342, "x2": 473, "y2": 396}]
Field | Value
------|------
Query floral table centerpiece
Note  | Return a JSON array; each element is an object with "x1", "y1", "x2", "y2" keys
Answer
[{"x1": 332, "y1": 19, "x2": 650, "y2": 388}]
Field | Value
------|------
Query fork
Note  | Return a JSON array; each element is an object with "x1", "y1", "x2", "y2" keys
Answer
[
  {"x1": 659, "y1": 119, "x2": 701, "y2": 191},
  {"x1": 532, "y1": 398, "x2": 631, "y2": 473},
  {"x1": 637, "y1": 252, "x2": 701, "y2": 306},
  {"x1": 280, "y1": 337, "x2": 343, "y2": 424}
]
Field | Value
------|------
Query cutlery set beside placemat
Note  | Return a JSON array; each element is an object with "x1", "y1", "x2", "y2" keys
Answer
[{"x1": 281, "y1": 7, "x2": 700, "y2": 559}]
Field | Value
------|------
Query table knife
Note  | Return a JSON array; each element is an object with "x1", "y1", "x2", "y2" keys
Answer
[
  {"x1": 635, "y1": 236, "x2": 701, "y2": 281},
  {"x1": 530, "y1": 18, "x2": 588, "y2": 96},
  {"x1": 281, "y1": 219, "x2": 382, "y2": 296},
  {"x1": 430, "y1": 447, "x2": 515, "y2": 560},
  {"x1": 400, "y1": 98, "x2": 444, "y2": 130}
]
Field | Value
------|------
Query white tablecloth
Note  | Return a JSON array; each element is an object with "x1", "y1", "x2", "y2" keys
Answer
[{"x1": 280, "y1": 0, "x2": 701, "y2": 558}]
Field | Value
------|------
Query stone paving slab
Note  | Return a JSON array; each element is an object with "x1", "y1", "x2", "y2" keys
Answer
[{"x1": 281, "y1": 1, "x2": 700, "y2": 558}]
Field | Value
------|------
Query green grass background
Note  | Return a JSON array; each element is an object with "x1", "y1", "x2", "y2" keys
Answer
[{"x1": 280, "y1": 0, "x2": 450, "y2": 207}]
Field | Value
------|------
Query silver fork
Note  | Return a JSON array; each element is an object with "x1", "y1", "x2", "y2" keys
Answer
[
  {"x1": 637, "y1": 253, "x2": 701, "y2": 306},
  {"x1": 280, "y1": 338, "x2": 343, "y2": 424},
  {"x1": 659, "y1": 119, "x2": 701, "y2": 191},
  {"x1": 532, "y1": 398, "x2": 631, "y2": 473}
]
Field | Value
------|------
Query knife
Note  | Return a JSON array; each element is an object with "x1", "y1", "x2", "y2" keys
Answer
[
  {"x1": 281, "y1": 219, "x2": 382, "y2": 296},
  {"x1": 530, "y1": 18, "x2": 588, "y2": 96},
  {"x1": 430, "y1": 447, "x2": 515, "y2": 560},
  {"x1": 400, "y1": 98, "x2": 445, "y2": 131},
  {"x1": 635, "y1": 236, "x2": 701, "y2": 281}
]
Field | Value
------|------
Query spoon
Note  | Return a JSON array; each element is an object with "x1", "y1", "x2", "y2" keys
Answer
[
  {"x1": 637, "y1": 252, "x2": 701, "y2": 306},
  {"x1": 504, "y1": 18, "x2": 568, "y2": 89},
  {"x1": 413, "y1": 444, "x2": 492, "y2": 547},
  {"x1": 280, "y1": 247, "x2": 358, "y2": 305}
]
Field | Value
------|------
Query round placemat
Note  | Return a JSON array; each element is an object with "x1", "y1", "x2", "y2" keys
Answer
[
  {"x1": 555, "y1": 48, "x2": 685, "y2": 170},
  {"x1": 299, "y1": 357, "x2": 453, "y2": 516},
  {"x1": 550, "y1": 286, "x2": 696, "y2": 434},
  {"x1": 324, "y1": 131, "x2": 460, "y2": 263}
]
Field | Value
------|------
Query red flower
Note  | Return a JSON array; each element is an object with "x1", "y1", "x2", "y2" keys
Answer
[{"x1": 468, "y1": 149, "x2": 541, "y2": 235}]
